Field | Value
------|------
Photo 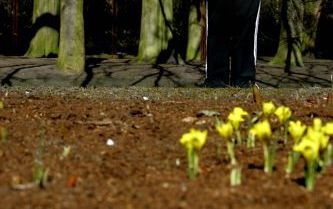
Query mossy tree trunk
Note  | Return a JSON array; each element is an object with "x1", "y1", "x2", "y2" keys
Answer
[
  {"x1": 271, "y1": 0, "x2": 304, "y2": 70},
  {"x1": 138, "y1": 0, "x2": 173, "y2": 63},
  {"x1": 302, "y1": 0, "x2": 323, "y2": 56},
  {"x1": 57, "y1": 0, "x2": 85, "y2": 74},
  {"x1": 199, "y1": 0, "x2": 207, "y2": 62},
  {"x1": 138, "y1": 0, "x2": 205, "y2": 63},
  {"x1": 25, "y1": 0, "x2": 60, "y2": 57},
  {"x1": 271, "y1": 0, "x2": 322, "y2": 69},
  {"x1": 186, "y1": 0, "x2": 203, "y2": 61}
]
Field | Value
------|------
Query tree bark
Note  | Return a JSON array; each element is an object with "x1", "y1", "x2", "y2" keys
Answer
[
  {"x1": 186, "y1": 0, "x2": 202, "y2": 61},
  {"x1": 270, "y1": 0, "x2": 322, "y2": 68},
  {"x1": 111, "y1": 0, "x2": 118, "y2": 55},
  {"x1": 12, "y1": 0, "x2": 19, "y2": 51},
  {"x1": 57, "y1": 0, "x2": 85, "y2": 74},
  {"x1": 302, "y1": 0, "x2": 323, "y2": 56},
  {"x1": 270, "y1": 0, "x2": 304, "y2": 69},
  {"x1": 25, "y1": 0, "x2": 60, "y2": 57},
  {"x1": 137, "y1": 0, "x2": 173, "y2": 63},
  {"x1": 199, "y1": 0, "x2": 207, "y2": 62}
]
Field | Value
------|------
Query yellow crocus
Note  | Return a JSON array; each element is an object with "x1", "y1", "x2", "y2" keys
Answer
[
  {"x1": 250, "y1": 120, "x2": 272, "y2": 142},
  {"x1": 306, "y1": 127, "x2": 329, "y2": 150},
  {"x1": 293, "y1": 137, "x2": 320, "y2": 162},
  {"x1": 288, "y1": 120, "x2": 306, "y2": 143},
  {"x1": 180, "y1": 129, "x2": 207, "y2": 151},
  {"x1": 216, "y1": 122, "x2": 233, "y2": 140},
  {"x1": 274, "y1": 106, "x2": 292, "y2": 124},
  {"x1": 313, "y1": 118, "x2": 322, "y2": 132},
  {"x1": 227, "y1": 107, "x2": 248, "y2": 130},
  {"x1": 262, "y1": 101, "x2": 276, "y2": 117},
  {"x1": 323, "y1": 122, "x2": 333, "y2": 135}
]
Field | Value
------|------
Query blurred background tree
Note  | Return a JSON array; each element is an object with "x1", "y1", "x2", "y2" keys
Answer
[
  {"x1": 137, "y1": 0, "x2": 173, "y2": 63},
  {"x1": 138, "y1": 0, "x2": 205, "y2": 64},
  {"x1": 1, "y1": 0, "x2": 333, "y2": 67},
  {"x1": 270, "y1": 0, "x2": 324, "y2": 71},
  {"x1": 57, "y1": 0, "x2": 85, "y2": 74},
  {"x1": 25, "y1": 0, "x2": 60, "y2": 58}
]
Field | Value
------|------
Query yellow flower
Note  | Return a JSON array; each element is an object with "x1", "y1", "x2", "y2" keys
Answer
[
  {"x1": 262, "y1": 101, "x2": 276, "y2": 117},
  {"x1": 323, "y1": 122, "x2": 333, "y2": 135},
  {"x1": 293, "y1": 137, "x2": 320, "y2": 162},
  {"x1": 306, "y1": 127, "x2": 329, "y2": 150},
  {"x1": 180, "y1": 129, "x2": 207, "y2": 151},
  {"x1": 288, "y1": 120, "x2": 306, "y2": 143},
  {"x1": 227, "y1": 107, "x2": 248, "y2": 130},
  {"x1": 313, "y1": 118, "x2": 322, "y2": 132},
  {"x1": 274, "y1": 106, "x2": 292, "y2": 124},
  {"x1": 216, "y1": 122, "x2": 233, "y2": 140},
  {"x1": 250, "y1": 120, "x2": 272, "y2": 142}
]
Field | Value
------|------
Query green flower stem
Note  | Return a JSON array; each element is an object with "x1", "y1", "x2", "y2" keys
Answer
[
  {"x1": 33, "y1": 160, "x2": 48, "y2": 187},
  {"x1": 227, "y1": 140, "x2": 241, "y2": 186},
  {"x1": 305, "y1": 160, "x2": 317, "y2": 191},
  {"x1": 247, "y1": 133, "x2": 255, "y2": 149},
  {"x1": 283, "y1": 123, "x2": 288, "y2": 144},
  {"x1": 0, "y1": 127, "x2": 8, "y2": 142},
  {"x1": 187, "y1": 148, "x2": 199, "y2": 179},
  {"x1": 323, "y1": 143, "x2": 333, "y2": 168},
  {"x1": 236, "y1": 130, "x2": 242, "y2": 145},
  {"x1": 285, "y1": 151, "x2": 301, "y2": 174},
  {"x1": 263, "y1": 143, "x2": 275, "y2": 174},
  {"x1": 227, "y1": 141, "x2": 237, "y2": 166},
  {"x1": 230, "y1": 165, "x2": 242, "y2": 186}
]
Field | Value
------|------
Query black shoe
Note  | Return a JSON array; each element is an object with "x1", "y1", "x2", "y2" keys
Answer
[{"x1": 198, "y1": 79, "x2": 228, "y2": 88}]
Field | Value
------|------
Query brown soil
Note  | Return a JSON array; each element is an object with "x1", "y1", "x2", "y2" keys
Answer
[{"x1": 1, "y1": 87, "x2": 333, "y2": 209}]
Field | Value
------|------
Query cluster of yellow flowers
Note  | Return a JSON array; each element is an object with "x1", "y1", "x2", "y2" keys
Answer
[
  {"x1": 179, "y1": 101, "x2": 333, "y2": 190},
  {"x1": 250, "y1": 102, "x2": 292, "y2": 141},
  {"x1": 216, "y1": 107, "x2": 248, "y2": 143},
  {"x1": 292, "y1": 118, "x2": 333, "y2": 163}
]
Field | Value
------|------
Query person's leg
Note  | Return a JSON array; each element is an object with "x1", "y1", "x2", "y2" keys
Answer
[
  {"x1": 206, "y1": 1, "x2": 231, "y2": 87},
  {"x1": 230, "y1": 0, "x2": 261, "y2": 87}
]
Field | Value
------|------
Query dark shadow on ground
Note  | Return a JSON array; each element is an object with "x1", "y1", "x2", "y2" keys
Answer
[
  {"x1": 1, "y1": 64, "x2": 51, "y2": 86},
  {"x1": 255, "y1": 58, "x2": 333, "y2": 88},
  {"x1": 0, "y1": 56, "x2": 333, "y2": 88},
  {"x1": 130, "y1": 64, "x2": 182, "y2": 87},
  {"x1": 81, "y1": 57, "x2": 106, "y2": 87},
  {"x1": 256, "y1": 68, "x2": 331, "y2": 88},
  {"x1": 293, "y1": 177, "x2": 306, "y2": 187}
]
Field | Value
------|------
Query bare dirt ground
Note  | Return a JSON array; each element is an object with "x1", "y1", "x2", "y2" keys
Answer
[
  {"x1": 1, "y1": 56, "x2": 333, "y2": 208},
  {"x1": 1, "y1": 87, "x2": 333, "y2": 209}
]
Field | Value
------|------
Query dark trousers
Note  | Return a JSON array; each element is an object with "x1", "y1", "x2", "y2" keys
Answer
[{"x1": 207, "y1": 0, "x2": 261, "y2": 87}]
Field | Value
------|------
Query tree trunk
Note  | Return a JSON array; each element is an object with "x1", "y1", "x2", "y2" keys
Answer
[
  {"x1": 25, "y1": 0, "x2": 60, "y2": 57},
  {"x1": 138, "y1": 0, "x2": 173, "y2": 63},
  {"x1": 12, "y1": 0, "x2": 19, "y2": 51},
  {"x1": 57, "y1": 0, "x2": 85, "y2": 74},
  {"x1": 270, "y1": 0, "x2": 304, "y2": 69},
  {"x1": 302, "y1": 0, "x2": 323, "y2": 56},
  {"x1": 200, "y1": 0, "x2": 207, "y2": 62},
  {"x1": 271, "y1": 0, "x2": 322, "y2": 68},
  {"x1": 111, "y1": 0, "x2": 118, "y2": 55},
  {"x1": 186, "y1": 0, "x2": 202, "y2": 61}
]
